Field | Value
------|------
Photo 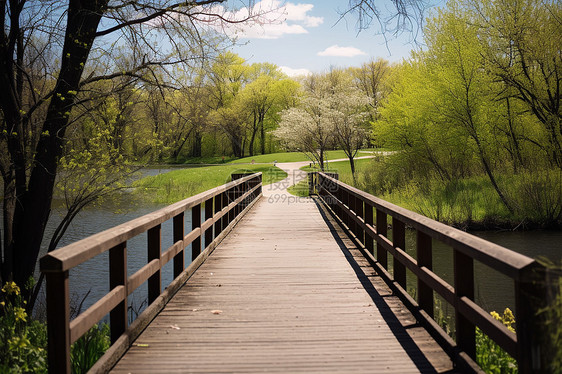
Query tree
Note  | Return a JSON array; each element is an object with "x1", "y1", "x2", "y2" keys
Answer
[
  {"x1": 351, "y1": 58, "x2": 391, "y2": 123},
  {"x1": 238, "y1": 65, "x2": 299, "y2": 156},
  {"x1": 467, "y1": 0, "x2": 562, "y2": 168},
  {"x1": 275, "y1": 70, "x2": 371, "y2": 172},
  {"x1": 325, "y1": 69, "x2": 371, "y2": 175},
  {"x1": 0, "y1": 0, "x2": 258, "y2": 290}
]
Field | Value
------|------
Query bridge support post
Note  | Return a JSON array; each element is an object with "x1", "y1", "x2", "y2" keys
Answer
[
  {"x1": 46, "y1": 270, "x2": 71, "y2": 374},
  {"x1": 515, "y1": 263, "x2": 551, "y2": 373},
  {"x1": 364, "y1": 203, "x2": 374, "y2": 255},
  {"x1": 215, "y1": 193, "x2": 222, "y2": 237},
  {"x1": 192, "y1": 204, "x2": 201, "y2": 260},
  {"x1": 205, "y1": 198, "x2": 213, "y2": 248},
  {"x1": 376, "y1": 209, "x2": 388, "y2": 269},
  {"x1": 148, "y1": 225, "x2": 162, "y2": 304},
  {"x1": 173, "y1": 213, "x2": 184, "y2": 278},
  {"x1": 454, "y1": 249, "x2": 475, "y2": 359},
  {"x1": 416, "y1": 231, "x2": 433, "y2": 318},
  {"x1": 110, "y1": 242, "x2": 128, "y2": 343},
  {"x1": 392, "y1": 218, "x2": 407, "y2": 289}
]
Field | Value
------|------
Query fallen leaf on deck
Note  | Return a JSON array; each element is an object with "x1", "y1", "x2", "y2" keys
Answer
[
  {"x1": 211, "y1": 310, "x2": 222, "y2": 314},
  {"x1": 133, "y1": 343, "x2": 149, "y2": 347},
  {"x1": 170, "y1": 324, "x2": 180, "y2": 330}
]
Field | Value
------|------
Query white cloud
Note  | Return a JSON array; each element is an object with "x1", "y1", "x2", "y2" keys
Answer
[
  {"x1": 280, "y1": 66, "x2": 311, "y2": 77},
  {"x1": 317, "y1": 45, "x2": 367, "y2": 57},
  {"x1": 199, "y1": 1, "x2": 323, "y2": 40}
]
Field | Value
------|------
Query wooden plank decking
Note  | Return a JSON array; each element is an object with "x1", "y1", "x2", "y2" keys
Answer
[{"x1": 111, "y1": 166, "x2": 455, "y2": 373}]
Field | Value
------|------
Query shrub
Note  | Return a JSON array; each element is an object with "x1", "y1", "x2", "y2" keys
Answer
[
  {"x1": 476, "y1": 308, "x2": 517, "y2": 373},
  {"x1": 71, "y1": 323, "x2": 110, "y2": 374},
  {"x1": 0, "y1": 281, "x2": 47, "y2": 373}
]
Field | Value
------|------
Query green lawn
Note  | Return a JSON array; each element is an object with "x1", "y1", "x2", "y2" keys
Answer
[
  {"x1": 176, "y1": 149, "x2": 380, "y2": 165},
  {"x1": 135, "y1": 164, "x2": 287, "y2": 204},
  {"x1": 301, "y1": 158, "x2": 374, "y2": 182}
]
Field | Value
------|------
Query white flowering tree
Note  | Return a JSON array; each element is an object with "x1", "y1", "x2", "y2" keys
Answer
[{"x1": 275, "y1": 70, "x2": 372, "y2": 173}]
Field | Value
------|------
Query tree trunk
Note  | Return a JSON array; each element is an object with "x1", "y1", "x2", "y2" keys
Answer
[
  {"x1": 8, "y1": 1, "x2": 106, "y2": 288},
  {"x1": 191, "y1": 130, "x2": 202, "y2": 157},
  {"x1": 249, "y1": 116, "x2": 257, "y2": 157},
  {"x1": 349, "y1": 156, "x2": 356, "y2": 175},
  {"x1": 259, "y1": 113, "x2": 266, "y2": 154}
]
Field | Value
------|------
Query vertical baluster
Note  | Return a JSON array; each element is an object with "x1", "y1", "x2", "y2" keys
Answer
[
  {"x1": 109, "y1": 242, "x2": 127, "y2": 342},
  {"x1": 192, "y1": 204, "x2": 201, "y2": 261},
  {"x1": 173, "y1": 213, "x2": 184, "y2": 278},
  {"x1": 46, "y1": 271, "x2": 70, "y2": 374},
  {"x1": 376, "y1": 209, "x2": 388, "y2": 269},
  {"x1": 148, "y1": 225, "x2": 161, "y2": 304},
  {"x1": 364, "y1": 203, "x2": 374, "y2": 255},
  {"x1": 205, "y1": 198, "x2": 213, "y2": 248},
  {"x1": 392, "y1": 218, "x2": 407, "y2": 289},
  {"x1": 454, "y1": 249, "x2": 475, "y2": 358},
  {"x1": 417, "y1": 231, "x2": 433, "y2": 317}
]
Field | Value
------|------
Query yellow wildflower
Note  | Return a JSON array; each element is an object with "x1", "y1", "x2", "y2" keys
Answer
[
  {"x1": 2, "y1": 281, "x2": 20, "y2": 295},
  {"x1": 14, "y1": 307, "x2": 27, "y2": 322}
]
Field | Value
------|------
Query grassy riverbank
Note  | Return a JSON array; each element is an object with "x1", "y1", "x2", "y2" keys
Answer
[
  {"x1": 134, "y1": 164, "x2": 287, "y2": 204},
  {"x1": 301, "y1": 158, "x2": 562, "y2": 230}
]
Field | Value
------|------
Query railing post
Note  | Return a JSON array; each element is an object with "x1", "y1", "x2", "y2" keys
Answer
[
  {"x1": 192, "y1": 204, "x2": 201, "y2": 260},
  {"x1": 376, "y1": 209, "x2": 388, "y2": 269},
  {"x1": 515, "y1": 263, "x2": 548, "y2": 372},
  {"x1": 46, "y1": 271, "x2": 71, "y2": 374},
  {"x1": 342, "y1": 189, "x2": 351, "y2": 229},
  {"x1": 454, "y1": 249, "x2": 475, "y2": 359},
  {"x1": 109, "y1": 242, "x2": 128, "y2": 343},
  {"x1": 417, "y1": 230, "x2": 433, "y2": 318},
  {"x1": 257, "y1": 173, "x2": 262, "y2": 196},
  {"x1": 214, "y1": 193, "x2": 222, "y2": 238},
  {"x1": 392, "y1": 218, "x2": 407, "y2": 289},
  {"x1": 173, "y1": 213, "x2": 184, "y2": 278},
  {"x1": 205, "y1": 198, "x2": 213, "y2": 248},
  {"x1": 221, "y1": 191, "x2": 228, "y2": 231},
  {"x1": 364, "y1": 203, "x2": 374, "y2": 254},
  {"x1": 147, "y1": 224, "x2": 161, "y2": 304},
  {"x1": 356, "y1": 196, "x2": 365, "y2": 244}
]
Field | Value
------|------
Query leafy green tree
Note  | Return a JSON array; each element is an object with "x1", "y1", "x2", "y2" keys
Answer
[{"x1": 467, "y1": 0, "x2": 562, "y2": 168}]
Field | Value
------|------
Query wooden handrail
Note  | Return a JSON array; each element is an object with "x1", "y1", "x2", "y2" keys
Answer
[
  {"x1": 40, "y1": 172, "x2": 263, "y2": 373},
  {"x1": 313, "y1": 171, "x2": 549, "y2": 373}
]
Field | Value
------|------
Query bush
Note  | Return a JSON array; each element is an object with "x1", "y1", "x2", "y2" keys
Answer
[
  {"x1": 0, "y1": 281, "x2": 47, "y2": 373},
  {"x1": 476, "y1": 308, "x2": 517, "y2": 373},
  {"x1": 71, "y1": 323, "x2": 110, "y2": 374}
]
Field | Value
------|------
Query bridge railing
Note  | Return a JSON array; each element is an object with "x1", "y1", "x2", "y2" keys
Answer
[
  {"x1": 40, "y1": 172, "x2": 262, "y2": 373},
  {"x1": 313, "y1": 171, "x2": 550, "y2": 373}
]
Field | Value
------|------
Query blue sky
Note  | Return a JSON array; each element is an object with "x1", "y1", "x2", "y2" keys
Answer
[{"x1": 217, "y1": 0, "x2": 437, "y2": 76}]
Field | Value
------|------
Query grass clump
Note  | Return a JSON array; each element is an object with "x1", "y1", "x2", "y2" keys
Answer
[
  {"x1": 135, "y1": 164, "x2": 287, "y2": 204},
  {"x1": 287, "y1": 179, "x2": 310, "y2": 197},
  {"x1": 71, "y1": 324, "x2": 110, "y2": 374}
]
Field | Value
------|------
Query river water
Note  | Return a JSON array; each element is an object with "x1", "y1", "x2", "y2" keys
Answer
[{"x1": 32, "y1": 168, "x2": 561, "y2": 322}]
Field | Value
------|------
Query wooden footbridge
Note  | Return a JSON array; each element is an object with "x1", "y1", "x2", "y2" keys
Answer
[{"x1": 41, "y1": 164, "x2": 553, "y2": 373}]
